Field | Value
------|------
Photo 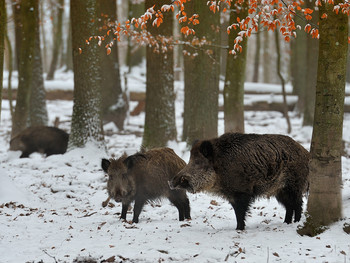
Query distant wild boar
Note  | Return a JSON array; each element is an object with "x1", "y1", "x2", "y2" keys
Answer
[
  {"x1": 169, "y1": 133, "x2": 309, "y2": 230},
  {"x1": 101, "y1": 147, "x2": 191, "y2": 223},
  {"x1": 10, "y1": 126, "x2": 69, "y2": 158}
]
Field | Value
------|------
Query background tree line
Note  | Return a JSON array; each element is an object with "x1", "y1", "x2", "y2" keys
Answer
[{"x1": 0, "y1": 0, "x2": 348, "y2": 235}]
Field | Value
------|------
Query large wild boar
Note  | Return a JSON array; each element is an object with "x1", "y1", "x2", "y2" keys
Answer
[
  {"x1": 101, "y1": 147, "x2": 191, "y2": 223},
  {"x1": 10, "y1": 126, "x2": 69, "y2": 158},
  {"x1": 169, "y1": 133, "x2": 309, "y2": 230}
]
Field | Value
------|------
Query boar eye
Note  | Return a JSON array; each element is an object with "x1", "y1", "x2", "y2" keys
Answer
[{"x1": 181, "y1": 176, "x2": 185, "y2": 183}]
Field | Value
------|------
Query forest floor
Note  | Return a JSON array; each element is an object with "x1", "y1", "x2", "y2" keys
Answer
[{"x1": 1, "y1": 68, "x2": 350, "y2": 262}]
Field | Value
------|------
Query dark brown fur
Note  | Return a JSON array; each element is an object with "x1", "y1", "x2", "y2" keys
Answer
[
  {"x1": 10, "y1": 126, "x2": 69, "y2": 158},
  {"x1": 169, "y1": 133, "x2": 309, "y2": 230},
  {"x1": 101, "y1": 147, "x2": 191, "y2": 223}
]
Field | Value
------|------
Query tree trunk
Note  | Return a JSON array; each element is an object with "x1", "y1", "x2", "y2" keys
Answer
[
  {"x1": 274, "y1": 19, "x2": 291, "y2": 134},
  {"x1": 69, "y1": 0, "x2": 104, "y2": 148},
  {"x1": 298, "y1": 0, "x2": 348, "y2": 236},
  {"x1": 0, "y1": 0, "x2": 5, "y2": 121},
  {"x1": 252, "y1": 15, "x2": 260, "y2": 83},
  {"x1": 263, "y1": 30, "x2": 270, "y2": 83},
  {"x1": 5, "y1": 19, "x2": 14, "y2": 118},
  {"x1": 46, "y1": 0, "x2": 64, "y2": 80},
  {"x1": 126, "y1": 0, "x2": 145, "y2": 72},
  {"x1": 40, "y1": 0, "x2": 48, "y2": 72},
  {"x1": 11, "y1": 0, "x2": 36, "y2": 137},
  {"x1": 29, "y1": 0, "x2": 48, "y2": 127},
  {"x1": 11, "y1": 0, "x2": 21, "y2": 71},
  {"x1": 98, "y1": 0, "x2": 127, "y2": 131},
  {"x1": 302, "y1": 0, "x2": 318, "y2": 126},
  {"x1": 182, "y1": 0, "x2": 220, "y2": 144},
  {"x1": 223, "y1": 1, "x2": 248, "y2": 134},
  {"x1": 142, "y1": 0, "x2": 177, "y2": 149},
  {"x1": 64, "y1": 19, "x2": 73, "y2": 72},
  {"x1": 290, "y1": 14, "x2": 307, "y2": 112}
]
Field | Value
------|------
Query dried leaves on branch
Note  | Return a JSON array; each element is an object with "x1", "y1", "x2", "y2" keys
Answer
[{"x1": 84, "y1": 0, "x2": 350, "y2": 55}]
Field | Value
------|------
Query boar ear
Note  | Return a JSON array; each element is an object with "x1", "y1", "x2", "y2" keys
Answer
[
  {"x1": 123, "y1": 153, "x2": 146, "y2": 170},
  {"x1": 199, "y1": 140, "x2": 214, "y2": 160},
  {"x1": 101, "y1": 158, "x2": 111, "y2": 172}
]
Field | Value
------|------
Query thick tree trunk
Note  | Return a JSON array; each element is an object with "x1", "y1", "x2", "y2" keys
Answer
[
  {"x1": 98, "y1": 0, "x2": 127, "y2": 131},
  {"x1": 69, "y1": 0, "x2": 104, "y2": 148},
  {"x1": 298, "y1": 0, "x2": 348, "y2": 236},
  {"x1": 46, "y1": 0, "x2": 64, "y2": 80},
  {"x1": 223, "y1": 1, "x2": 248, "y2": 133},
  {"x1": 182, "y1": 0, "x2": 220, "y2": 144},
  {"x1": 11, "y1": 0, "x2": 36, "y2": 137},
  {"x1": 142, "y1": 0, "x2": 177, "y2": 149}
]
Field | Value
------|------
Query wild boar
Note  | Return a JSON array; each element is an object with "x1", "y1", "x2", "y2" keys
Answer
[
  {"x1": 169, "y1": 133, "x2": 309, "y2": 230},
  {"x1": 101, "y1": 147, "x2": 191, "y2": 223},
  {"x1": 10, "y1": 126, "x2": 69, "y2": 158}
]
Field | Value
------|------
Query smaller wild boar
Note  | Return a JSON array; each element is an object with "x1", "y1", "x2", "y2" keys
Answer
[
  {"x1": 101, "y1": 147, "x2": 191, "y2": 223},
  {"x1": 169, "y1": 133, "x2": 310, "y2": 230},
  {"x1": 10, "y1": 126, "x2": 69, "y2": 158}
]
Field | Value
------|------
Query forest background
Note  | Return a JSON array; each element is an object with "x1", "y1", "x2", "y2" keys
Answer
[{"x1": 0, "y1": 0, "x2": 350, "y2": 260}]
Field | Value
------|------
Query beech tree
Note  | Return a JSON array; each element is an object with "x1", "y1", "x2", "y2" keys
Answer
[
  {"x1": 98, "y1": 0, "x2": 128, "y2": 131},
  {"x1": 142, "y1": 0, "x2": 177, "y2": 149},
  {"x1": 69, "y1": 0, "x2": 104, "y2": 148},
  {"x1": 224, "y1": 0, "x2": 248, "y2": 133},
  {"x1": 11, "y1": 0, "x2": 48, "y2": 137},
  {"x1": 182, "y1": 0, "x2": 220, "y2": 144},
  {"x1": 46, "y1": 0, "x2": 64, "y2": 80}
]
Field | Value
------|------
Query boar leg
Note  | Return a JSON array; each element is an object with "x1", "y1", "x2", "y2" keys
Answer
[
  {"x1": 168, "y1": 192, "x2": 191, "y2": 221},
  {"x1": 121, "y1": 202, "x2": 131, "y2": 220},
  {"x1": 276, "y1": 189, "x2": 303, "y2": 223},
  {"x1": 102, "y1": 196, "x2": 111, "y2": 207},
  {"x1": 132, "y1": 198, "x2": 146, "y2": 223},
  {"x1": 230, "y1": 194, "x2": 253, "y2": 230}
]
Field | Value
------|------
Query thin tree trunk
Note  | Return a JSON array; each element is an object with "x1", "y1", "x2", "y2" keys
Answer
[
  {"x1": 142, "y1": 0, "x2": 176, "y2": 149},
  {"x1": 298, "y1": 0, "x2": 348, "y2": 236},
  {"x1": 274, "y1": 19, "x2": 291, "y2": 133},
  {"x1": 46, "y1": 0, "x2": 64, "y2": 80},
  {"x1": 40, "y1": 0, "x2": 48, "y2": 73},
  {"x1": 5, "y1": 22, "x2": 14, "y2": 118},
  {"x1": 223, "y1": 1, "x2": 248, "y2": 133},
  {"x1": 64, "y1": 19, "x2": 73, "y2": 72},
  {"x1": 252, "y1": 15, "x2": 260, "y2": 83},
  {"x1": 263, "y1": 30, "x2": 270, "y2": 83},
  {"x1": 98, "y1": 0, "x2": 127, "y2": 131},
  {"x1": 302, "y1": 0, "x2": 318, "y2": 126},
  {"x1": 0, "y1": 0, "x2": 5, "y2": 121}
]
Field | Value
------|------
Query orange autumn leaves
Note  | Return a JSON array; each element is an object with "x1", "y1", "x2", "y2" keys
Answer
[{"x1": 92, "y1": 0, "x2": 350, "y2": 55}]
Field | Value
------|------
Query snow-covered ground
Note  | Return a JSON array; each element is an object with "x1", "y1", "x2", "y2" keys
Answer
[{"x1": 1, "y1": 69, "x2": 350, "y2": 263}]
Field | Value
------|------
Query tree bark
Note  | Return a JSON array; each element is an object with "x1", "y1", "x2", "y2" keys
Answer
[
  {"x1": 46, "y1": 0, "x2": 64, "y2": 80},
  {"x1": 274, "y1": 19, "x2": 291, "y2": 134},
  {"x1": 142, "y1": 0, "x2": 177, "y2": 149},
  {"x1": 11, "y1": 0, "x2": 37, "y2": 137},
  {"x1": 252, "y1": 15, "x2": 260, "y2": 83},
  {"x1": 298, "y1": 0, "x2": 348, "y2": 236},
  {"x1": 263, "y1": 30, "x2": 270, "y2": 83},
  {"x1": 182, "y1": 0, "x2": 220, "y2": 144},
  {"x1": 69, "y1": 0, "x2": 104, "y2": 148},
  {"x1": 223, "y1": 1, "x2": 248, "y2": 134},
  {"x1": 302, "y1": 0, "x2": 318, "y2": 126},
  {"x1": 29, "y1": 0, "x2": 48, "y2": 127},
  {"x1": 0, "y1": 0, "x2": 5, "y2": 121},
  {"x1": 98, "y1": 0, "x2": 127, "y2": 131}
]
